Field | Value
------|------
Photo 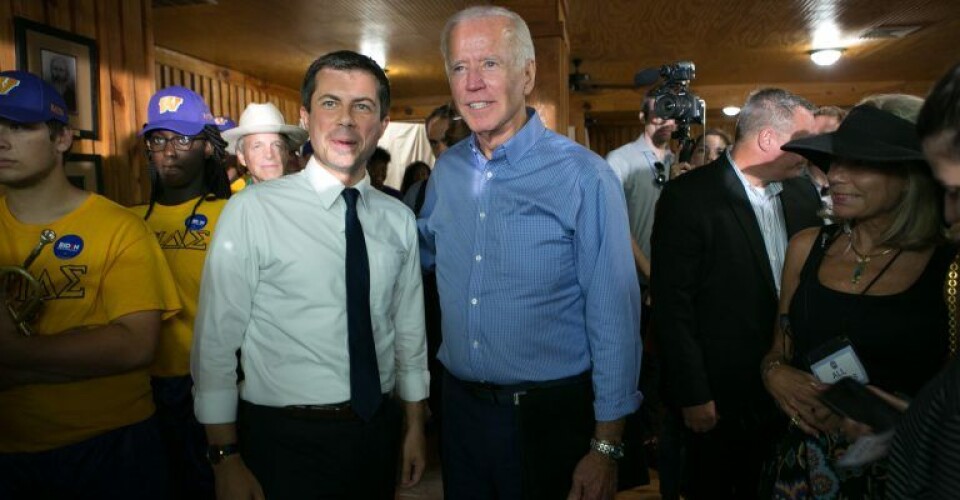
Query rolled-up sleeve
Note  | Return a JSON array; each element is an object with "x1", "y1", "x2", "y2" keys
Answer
[
  {"x1": 392, "y1": 214, "x2": 430, "y2": 402},
  {"x1": 578, "y1": 167, "x2": 643, "y2": 421}
]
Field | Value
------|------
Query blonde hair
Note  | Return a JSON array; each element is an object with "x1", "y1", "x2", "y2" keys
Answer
[
  {"x1": 841, "y1": 94, "x2": 943, "y2": 249},
  {"x1": 856, "y1": 94, "x2": 924, "y2": 123}
]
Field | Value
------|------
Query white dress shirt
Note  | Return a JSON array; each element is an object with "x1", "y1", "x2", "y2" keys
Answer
[
  {"x1": 192, "y1": 158, "x2": 428, "y2": 424},
  {"x1": 728, "y1": 151, "x2": 788, "y2": 295}
]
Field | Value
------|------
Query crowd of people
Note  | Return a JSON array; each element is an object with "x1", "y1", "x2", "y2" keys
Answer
[{"x1": 0, "y1": 5, "x2": 958, "y2": 500}]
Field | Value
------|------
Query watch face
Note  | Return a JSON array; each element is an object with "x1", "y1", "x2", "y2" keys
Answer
[{"x1": 206, "y1": 444, "x2": 237, "y2": 464}]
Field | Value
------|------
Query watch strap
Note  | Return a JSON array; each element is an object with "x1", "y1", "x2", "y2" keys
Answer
[{"x1": 206, "y1": 443, "x2": 239, "y2": 464}]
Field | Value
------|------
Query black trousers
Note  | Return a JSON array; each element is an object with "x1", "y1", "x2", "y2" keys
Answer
[
  {"x1": 676, "y1": 411, "x2": 780, "y2": 500},
  {"x1": 441, "y1": 371, "x2": 596, "y2": 500},
  {"x1": 238, "y1": 398, "x2": 401, "y2": 500},
  {"x1": 0, "y1": 416, "x2": 168, "y2": 500},
  {"x1": 152, "y1": 375, "x2": 214, "y2": 500}
]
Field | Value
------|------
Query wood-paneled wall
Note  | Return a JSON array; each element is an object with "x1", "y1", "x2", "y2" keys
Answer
[
  {"x1": 155, "y1": 47, "x2": 301, "y2": 128},
  {"x1": 0, "y1": 0, "x2": 155, "y2": 206}
]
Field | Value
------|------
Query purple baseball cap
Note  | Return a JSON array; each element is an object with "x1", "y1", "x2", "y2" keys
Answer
[
  {"x1": 214, "y1": 116, "x2": 237, "y2": 132},
  {"x1": 139, "y1": 86, "x2": 215, "y2": 136},
  {"x1": 0, "y1": 70, "x2": 69, "y2": 125}
]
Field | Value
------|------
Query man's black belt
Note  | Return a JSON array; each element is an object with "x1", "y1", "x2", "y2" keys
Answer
[
  {"x1": 253, "y1": 394, "x2": 390, "y2": 421},
  {"x1": 452, "y1": 371, "x2": 590, "y2": 406}
]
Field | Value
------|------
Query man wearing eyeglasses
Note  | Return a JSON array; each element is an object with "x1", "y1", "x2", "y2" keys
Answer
[
  {"x1": 132, "y1": 85, "x2": 233, "y2": 499},
  {"x1": 606, "y1": 93, "x2": 676, "y2": 284}
]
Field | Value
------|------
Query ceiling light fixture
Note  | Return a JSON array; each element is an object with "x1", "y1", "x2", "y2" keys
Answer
[
  {"x1": 809, "y1": 48, "x2": 844, "y2": 66},
  {"x1": 722, "y1": 106, "x2": 741, "y2": 117}
]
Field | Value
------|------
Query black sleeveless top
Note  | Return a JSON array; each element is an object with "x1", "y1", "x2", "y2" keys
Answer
[{"x1": 790, "y1": 225, "x2": 953, "y2": 397}]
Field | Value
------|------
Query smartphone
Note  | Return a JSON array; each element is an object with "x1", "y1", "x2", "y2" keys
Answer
[{"x1": 818, "y1": 377, "x2": 902, "y2": 432}]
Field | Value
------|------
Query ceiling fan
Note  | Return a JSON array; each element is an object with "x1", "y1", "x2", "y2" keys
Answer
[{"x1": 569, "y1": 58, "x2": 636, "y2": 93}]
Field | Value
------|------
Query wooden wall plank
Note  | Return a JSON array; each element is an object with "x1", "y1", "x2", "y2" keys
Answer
[
  {"x1": 0, "y1": 1, "x2": 15, "y2": 70},
  {"x1": 70, "y1": 0, "x2": 96, "y2": 38},
  {"x1": 11, "y1": 0, "x2": 44, "y2": 21},
  {"x1": 154, "y1": 46, "x2": 301, "y2": 124},
  {"x1": 45, "y1": 0, "x2": 71, "y2": 31}
]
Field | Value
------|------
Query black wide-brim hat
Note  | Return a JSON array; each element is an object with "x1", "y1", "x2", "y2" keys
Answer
[{"x1": 781, "y1": 104, "x2": 926, "y2": 172}]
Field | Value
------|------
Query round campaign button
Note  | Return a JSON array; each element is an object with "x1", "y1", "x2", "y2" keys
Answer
[
  {"x1": 185, "y1": 214, "x2": 208, "y2": 231},
  {"x1": 53, "y1": 234, "x2": 84, "y2": 259}
]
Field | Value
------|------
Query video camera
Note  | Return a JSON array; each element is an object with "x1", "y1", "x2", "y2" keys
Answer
[
  {"x1": 650, "y1": 62, "x2": 703, "y2": 126},
  {"x1": 637, "y1": 61, "x2": 706, "y2": 161}
]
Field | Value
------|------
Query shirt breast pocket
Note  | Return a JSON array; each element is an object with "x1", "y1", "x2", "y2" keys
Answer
[{"x1": 368, "y1": 248, "x2": 405, "y2": 315}]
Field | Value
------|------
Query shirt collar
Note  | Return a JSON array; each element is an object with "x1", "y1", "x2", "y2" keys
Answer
[
  {"x1": 727, "y1": 149, "x2": 783, "y2": 199},
  {"x1": 304, "y1": 156, "x2": 373, "y2": 210},
  {"x1": 468, "y1": 107, "x2": 545, "y2": 169}
]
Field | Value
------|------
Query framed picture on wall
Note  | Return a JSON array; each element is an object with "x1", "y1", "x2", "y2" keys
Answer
[
  {"x1": 64, "y1": 153, "x2": 103, "y2": 194},
  {"x1": 14, "y1": 17, "x2": 100, "y2": 139}
]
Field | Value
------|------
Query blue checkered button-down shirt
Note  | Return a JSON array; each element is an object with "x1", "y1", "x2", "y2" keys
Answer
[{"x1": 418, "y1": 109, "x2": 642, "y2": 421}]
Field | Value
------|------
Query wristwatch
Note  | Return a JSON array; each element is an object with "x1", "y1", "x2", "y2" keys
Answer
[
  {"x1": 206, "y1": 443, "x2": 239, "y2": 465},
  {"x1": 589, "y1": 438, "x2": 625, "y2": 461}
]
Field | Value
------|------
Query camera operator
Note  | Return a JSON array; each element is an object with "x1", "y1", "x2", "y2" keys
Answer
[{"x1": 606, "y1": 91, "x2": 676, "y2": 284}]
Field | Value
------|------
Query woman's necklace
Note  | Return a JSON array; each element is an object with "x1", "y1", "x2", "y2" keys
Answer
[{"x1": 849, "y1": 232, "x2": 894, "y2": 285}]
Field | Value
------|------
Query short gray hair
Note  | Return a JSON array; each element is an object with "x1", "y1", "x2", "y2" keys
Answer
[
  {"x1": 734, "y1": 88, "x2": 815, "y2": 143},
  {"x1": 440, "y1": 6, "x2": 535, "y2": 75}
]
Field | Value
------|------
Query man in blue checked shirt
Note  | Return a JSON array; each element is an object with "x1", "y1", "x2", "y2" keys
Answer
[{"x1": 418, "y1": 6, "x2": 642, "y2": 500}]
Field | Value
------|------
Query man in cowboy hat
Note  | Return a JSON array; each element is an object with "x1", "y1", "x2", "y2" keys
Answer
[{"x1": 222, "y1": 102, "x2": 307, "y2": 189}]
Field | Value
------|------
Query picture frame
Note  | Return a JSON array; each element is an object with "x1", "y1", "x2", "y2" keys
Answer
[
  {"x1": 64, "y1": 153, "x2": 103, "y2": 194},
  {"x1": 14, "y1": 17, "x2": 100, "y2": 139}
]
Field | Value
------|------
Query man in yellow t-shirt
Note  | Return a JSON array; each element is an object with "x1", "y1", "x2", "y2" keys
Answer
[
  {"x1": 132, "y1": 86, "x2": 232, "y2": 499},
  {"x1": 0, "y1": 72, "x2": 181, "y2": 498}
]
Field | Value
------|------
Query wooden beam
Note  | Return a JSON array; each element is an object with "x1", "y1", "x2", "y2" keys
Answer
[{"x1": 572, "y1": 80, "x2": 937, "y2": 115}]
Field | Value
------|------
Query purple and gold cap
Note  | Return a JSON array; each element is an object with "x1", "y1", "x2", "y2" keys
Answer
[
  {"x1": 140, "y1": 86, "x2": 215, "y2": 136},
  {"x1": 0, "y1": 70, "x2": 69, "y2": 125}
]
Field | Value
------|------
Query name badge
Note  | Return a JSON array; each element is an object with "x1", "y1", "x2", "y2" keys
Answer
[{"x1": 810, "y1": 344, "x2": 869, "y2": 384}]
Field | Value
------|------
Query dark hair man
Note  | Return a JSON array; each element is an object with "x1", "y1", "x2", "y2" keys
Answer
[
  {"x1": 650, "y1": 88, "x2": 821, "y2": 499},
  {"x1": 420, "y1": 6, "x2": 642, "y2": 499},
  {"x1": 192, "y1": 50, "x2": 428, "y2": 500},
  {"x1": 0, "y1": 71, "x2": 180, "y2": 498},
  {"x1": 367, "y1": 146, "x2": 402, "y2": 198},
  {"x1": 132, "y1": 85, "x2": 231, "y2": 498}
]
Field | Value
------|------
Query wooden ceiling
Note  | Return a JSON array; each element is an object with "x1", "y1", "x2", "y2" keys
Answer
[{"x1": 153, "y1": 0, "x2": 960, "y2": 124}]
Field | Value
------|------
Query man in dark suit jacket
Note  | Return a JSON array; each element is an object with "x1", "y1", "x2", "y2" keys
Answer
[{"x1": 650, "y1": 88, "x2": 821, "y2": 500}]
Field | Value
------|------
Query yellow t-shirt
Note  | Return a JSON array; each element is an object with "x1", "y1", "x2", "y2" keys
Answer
[
  {"x1": 230, "y1": 176, "x2": 248, "y2": 194},
  {"x1": 0, "y1": 194, "x2": 181, "y2": 453},
  {"x1": 130, "y1": 197, "x2": 227, "y2": 377}
]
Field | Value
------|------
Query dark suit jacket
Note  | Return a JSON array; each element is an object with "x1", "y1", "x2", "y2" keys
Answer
[{"x1": 650, "y1": 155, "x2": 821, "y2": 421}]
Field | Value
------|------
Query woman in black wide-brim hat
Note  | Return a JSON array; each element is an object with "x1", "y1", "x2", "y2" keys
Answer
[{"x1": 758, "y1": 95, "x2": 955, "y2": 499}]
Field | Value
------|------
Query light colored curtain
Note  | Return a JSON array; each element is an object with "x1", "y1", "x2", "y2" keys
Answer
[{"x1": 377, "y1": 121, "x2": 435, "y2": 189}]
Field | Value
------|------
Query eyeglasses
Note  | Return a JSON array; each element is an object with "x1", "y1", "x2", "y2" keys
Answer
[
  {"x1": 145, "y1": 134, "x2": 202, "y2": 152},
  {"x1": 654, "y1": 162, "x2": 667, "y2": 187}
]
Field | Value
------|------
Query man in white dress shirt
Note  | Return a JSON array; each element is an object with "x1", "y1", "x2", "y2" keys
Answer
[{"x1": 191, "y1": 50, "x2": 429, "y2": 500}]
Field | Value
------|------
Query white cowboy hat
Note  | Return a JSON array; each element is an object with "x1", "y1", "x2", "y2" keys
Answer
[{"x1": 222, "y1": 102, "x2": 308, "y2": 153}]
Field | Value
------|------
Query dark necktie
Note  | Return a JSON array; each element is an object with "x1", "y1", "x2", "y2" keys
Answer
[{"x1": 342, "y1": 188, "x2": 381, "y2": 421}]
